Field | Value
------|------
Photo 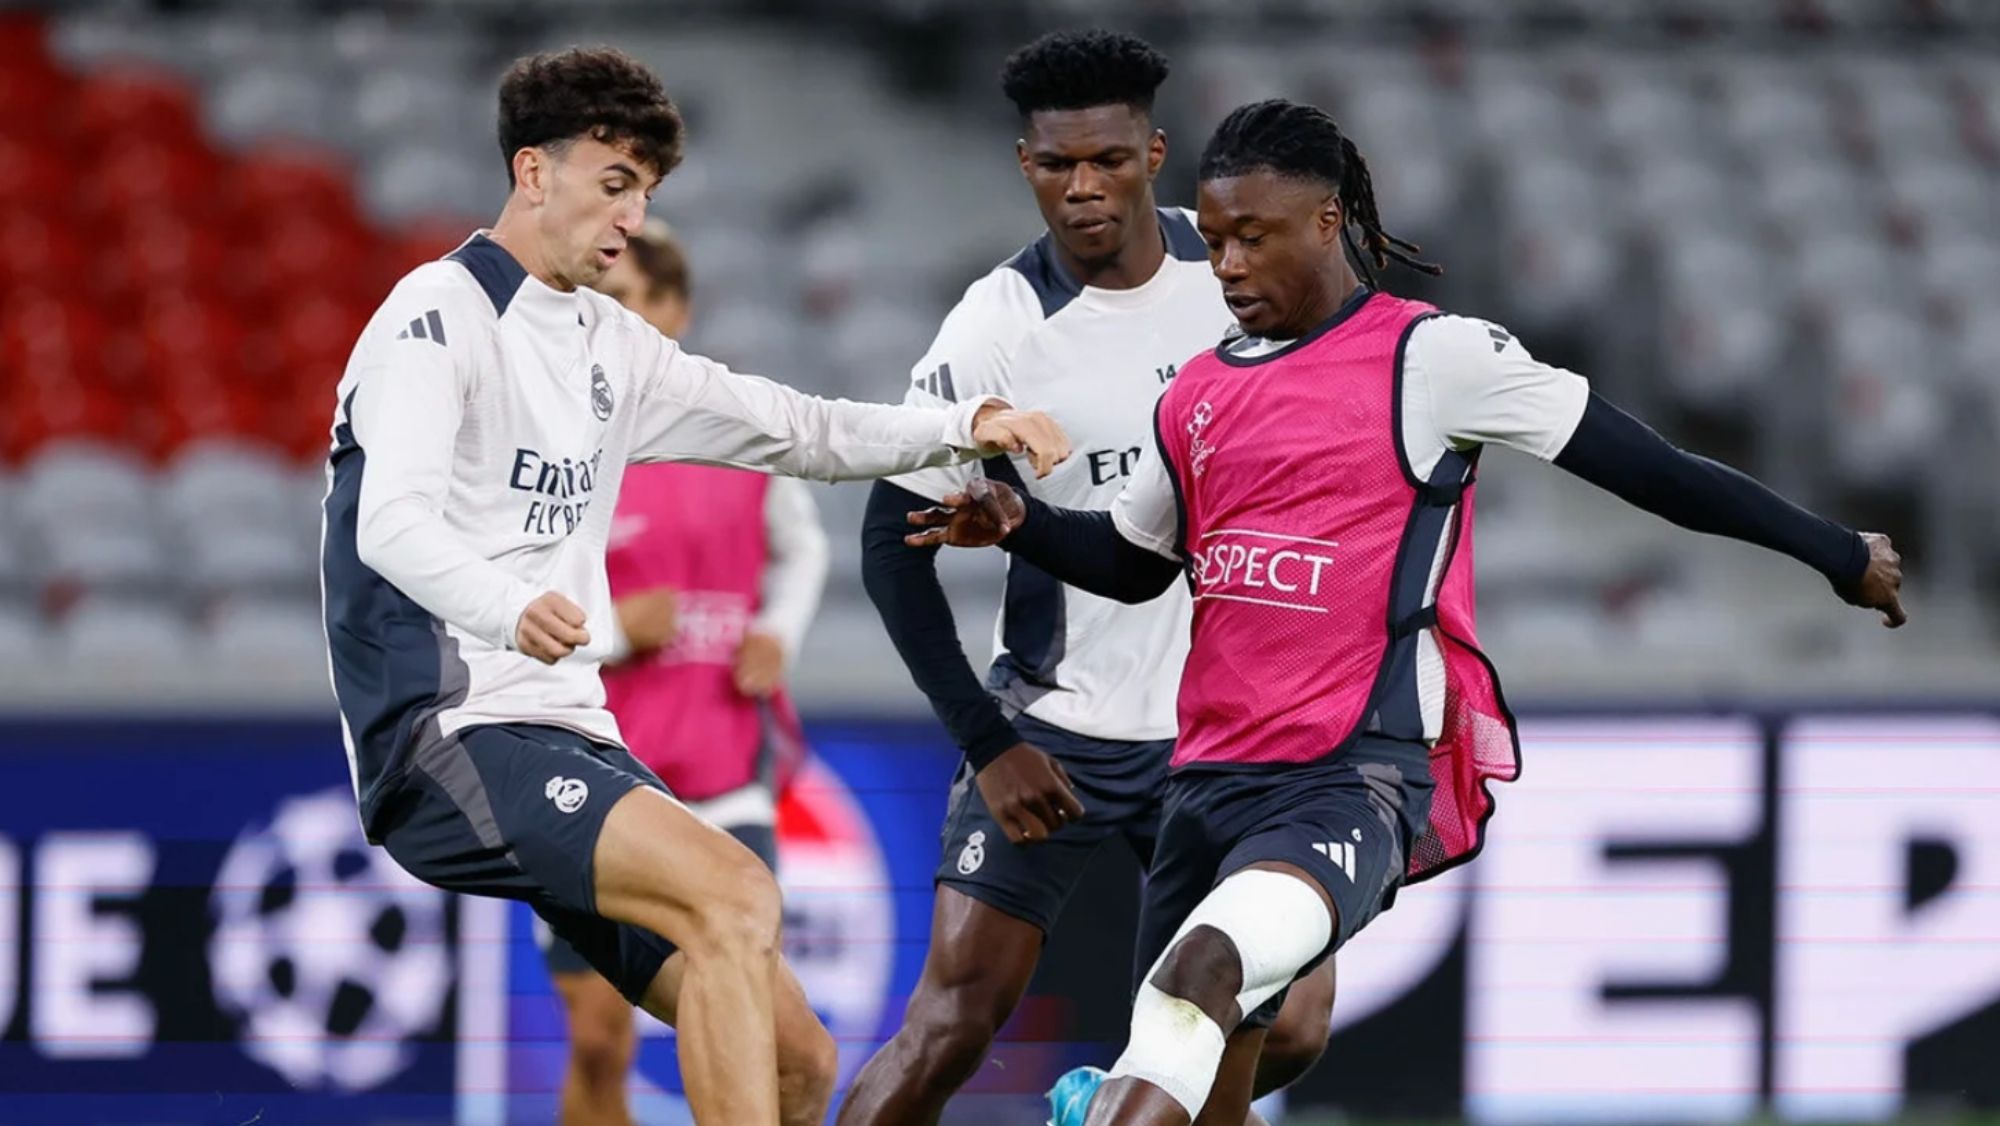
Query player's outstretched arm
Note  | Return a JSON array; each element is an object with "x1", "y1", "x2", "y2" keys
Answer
[
  {"x1": 1552, "y1": 393, "x2": 1907, "y2": 627},
  {"x1": 905, "y1": 478, "x2": 1182, "y2": 605},
  {"x1": 629, "y1": 342, "x2": 1069, "y2": 481}
]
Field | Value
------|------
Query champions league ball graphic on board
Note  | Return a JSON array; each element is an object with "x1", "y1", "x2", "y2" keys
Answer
[{"x1": 209, "y1": 787, "x2": 452, "y2": 1091}]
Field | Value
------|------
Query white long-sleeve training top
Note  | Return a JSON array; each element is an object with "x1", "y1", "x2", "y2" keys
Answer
[{"x1": 322, "y1": 232, "x2": 991, "y2": 834}]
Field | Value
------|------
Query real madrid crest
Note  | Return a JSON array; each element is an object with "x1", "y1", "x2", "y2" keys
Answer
[{"x1": 590, "y1": 363, "x2": 614, "y2": 421}]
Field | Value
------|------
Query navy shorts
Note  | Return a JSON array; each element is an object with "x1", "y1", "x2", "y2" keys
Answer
[
  {"x1": 935, "y1": 714, "x2": 1173, "y2": 934},
  {"x1": 1132, "y1": 736, "x2": 1436, "y2": 1029},
  {"x1": 540, "y1": 819, "x2": 775, "y2": 977},
  {"x1": 375, "y1": 723, "x2": 678, "y2": 1003}
]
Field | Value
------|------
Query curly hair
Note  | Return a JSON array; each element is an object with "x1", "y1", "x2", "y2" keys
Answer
[
  {"x1": 1199, "y1": 98, "x2": 1440, "y2": 284},
  {"x1": 497, "y1": 47, "x2": 685, "y2": 185},
  {"x1": 1000, "y1": 30, "x2": 1170, "y2": 118}
]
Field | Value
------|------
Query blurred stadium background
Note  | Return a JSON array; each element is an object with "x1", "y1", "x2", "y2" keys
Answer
[{"x1": 0, "y1": 0, "x2": 1996, "y2": 1122}]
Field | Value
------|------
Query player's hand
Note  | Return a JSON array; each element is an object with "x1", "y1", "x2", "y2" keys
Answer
[
  {"x1": 905, "y1": 477, "x2": 1026, "y2": 548},
  {"x1": 971, "y1": 401, "x2": 1071, "y2": 478},
  {"x1": 977, "y1": 741, "x2": 1087, "y2": 845},
  {"x1": 733, "y1": 631, "x2": 786, "y2": 698},
  {"x1": 1848, "y1": 531, "x2": 1907, "y2": 628},
  {"x1": 615, "y1": 587, "x2": 680, "y2": 655},
  {"x1": 516, "y1": 592, "x2": 590, "y2": 664}
]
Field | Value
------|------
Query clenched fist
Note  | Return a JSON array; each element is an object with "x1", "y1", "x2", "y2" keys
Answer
[
  {"x1": 516, "y1": 591, "x2": 590, "y2": 664},
  {"x1": 971, "y1": 402, "x2": 1071, "y2": 478}
]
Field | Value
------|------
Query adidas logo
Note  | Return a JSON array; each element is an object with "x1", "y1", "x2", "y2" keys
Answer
[
  {"x1": 396, "y1": 309, "x2": 448, "y2": 347},
  {"x1": 1310, "y1": 839, "x2": 1358, "y2": 882},
  {"x1": 1485, "y1": 324, "x2": 1511, "y2": 353},
  {"x1": 914, "y1": 362, "x2": 956, "y2": 402}
]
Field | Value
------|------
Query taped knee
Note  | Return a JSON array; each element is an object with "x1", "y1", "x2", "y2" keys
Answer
[
  {"x1": 1108, "y1": 982, "x2": 1227, "y2": 1119},
  {"x1": 1158, "y1": 870, "x2": 1333, "y2": 1028},
  {"x1": 1111, "y1": 871, "x2": 1334, "y2": 1118}
]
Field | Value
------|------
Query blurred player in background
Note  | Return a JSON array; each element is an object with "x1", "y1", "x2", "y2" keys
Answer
[
  {"x1": 537, "y1": 218, "x2": 830, "y2": 1125},
  {"x1": 321, "y1": 46, "x2": 1068, "y2": 1125},
  {"x1": 909, "y1": 98, "x2": 1907, "y2": 1126},
  {"x1": 840, "y1": 32, "x2": 1330, "y2": 1126}
]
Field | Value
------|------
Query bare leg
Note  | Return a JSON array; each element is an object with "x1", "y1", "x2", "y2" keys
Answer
[
  {"x1": 551, "y1": 970, "x2": 636, "y2": 1126},
  {"x1": 1255, "y1": 958, "x2": 1334, "y2": 1097},
  {"x1": 593, "y1": 788, "x2": 784, "y2": 1124},
  {"x1": 640, "y1": 946, "x2": 838, "y2": 1126},
  {"x1": 837, "y1": 888, "x2": 1045, "y2": 1126}
]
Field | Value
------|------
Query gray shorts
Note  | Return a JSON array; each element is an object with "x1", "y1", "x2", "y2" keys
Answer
[
  {"x1": 1133, "y1": 736, "x2": 1437, "y2": 1028},
  {"x1": 376, "y1": 723, "x2": 677, "y2": 1003},
  {"x1": 539, "y1": 815, "x2": 776, "y2": 976},
  {"x1": 935, "y1": 713, "x2": 1173, "y2": 934}
]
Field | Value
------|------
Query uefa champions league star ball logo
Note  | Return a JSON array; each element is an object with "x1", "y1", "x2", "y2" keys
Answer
[
  {"x1": 591, "y1": 363, "x2": 615, "y2": 421},
  {"x1": 209, "y1": 788, "x2": 451, "y2": 1092},
  {"x1": 1188, "y1": 400, "x2": 1217, "y2": 478}
]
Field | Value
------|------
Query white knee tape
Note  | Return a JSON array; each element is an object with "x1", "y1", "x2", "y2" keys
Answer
[
  {"x1": 1167, "y1": 869, "x2": 1335, "y2": 1020},
  {"x1": 1111, "y1": 871, "x2": 1334, "y2": 1117},
  {"x1": 1109, "y1": 983, "x2": 1227, "y2": 1118}
]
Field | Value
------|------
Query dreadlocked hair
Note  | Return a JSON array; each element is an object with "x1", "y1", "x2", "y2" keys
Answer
[{"x1": 1198, "y1": 98, "x2": 1440, "y2": 286}]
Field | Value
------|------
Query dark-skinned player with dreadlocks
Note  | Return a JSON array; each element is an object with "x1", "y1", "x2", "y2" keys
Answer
[
  {"x1": 841, "y1": 35, "x2": 1331, "y2": 1126},
  {"x1": 907, "y1": 99, "x2": 1908, "y2": 1126}
]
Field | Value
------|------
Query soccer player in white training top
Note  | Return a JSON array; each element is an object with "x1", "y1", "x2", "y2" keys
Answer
[{"x1": 319, "y1": 47, "x2": 1066, "y2": 1126}]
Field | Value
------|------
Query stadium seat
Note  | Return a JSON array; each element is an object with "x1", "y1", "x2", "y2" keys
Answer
[
  {"x1": 226, "y1": 145, "x2": 365, "y2": 231},
  {"x1": 70, "y1": 65, "x2": 202, "y2": 150},
  {"x1": 19, "y1": 442, "x2": 169, "y2": 594},
  {"x1": 1824, "y1": 307, "x2": 1946, "y2": 483},
  {"x1": 204, "y1": 63, "x2": 339, "y2": 149},
  {"x1": 204, "y1": 595, "x2": 329, "y2": 672},
  {"x1": 1753, "y1": 157, "x2": 1882, "y2": 238},
  {"x1": 58, "y1": 594, "x2": 187, "y2": 668},
  {"x1": 79, "y1": 139, "x2": 214, "y2": 221},
  {"x1": 0, "y1": 475, "x2": 23, "y2": 593},
  {"x1": 1721, "y1": 68, "x2": 1840, "y2": 161},
  {"x1": 349, "y1": 66, "x2": 481, "y2": 150},
  {"x1": 363, "y1": 144, "x2": 499, "y2": 225},
  {"x1": 0, "y1": 135, "x2": 69, "y2": 215},
  {"x1": 0, "y1": 598, "x2": 46, "y2": 670}
]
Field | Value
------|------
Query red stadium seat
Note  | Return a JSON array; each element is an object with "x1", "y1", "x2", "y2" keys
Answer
[
  {"x1": 270, "y1": 294, "x2": 369, "y2": 383},
  {"x1": 0, "y1": 135, "x2": 69, "y2": 215},
  {"x1": 103, "y1": 215, "x2": 232, "y2": 304},
  {"x1": 139, "y1": 364, "x2": 263, "y2": 460},
  {"x1": 273, "y1": 379, "x2": 340, "y2": 462},
  {"x1": 139, "y1": 293, "x2": 251, "y2": 382},
  {"x1": 1, "y1": 378, "x2": 124, "y2": 463},
  {"x1": 71, "y1": 66, "x2": 202, "y2": 150},
  {"x1": 0, "y1": 61, "x2": 71, "y2": 141},
  {"x1": 0, "y1": 214, "x2": 89, "y2": 300},
  {"x1": 0, "y1": 10, "x2": 50, "y2": 61},
  {"x1": 80, "y1": 141, "x2": 217, "y2": 222},
  {"x1": 1, "y1": 296, "x2": 110, "y2": 380},
  {"x1": 226, "y1": 145, "x2": 363, "y2": 231},
  {"x1": 238, "y1": 215, "x2": 380, "y2": 307},
  {"x1": 376, "y1": 218, "x2": 472, "y2": 290}
]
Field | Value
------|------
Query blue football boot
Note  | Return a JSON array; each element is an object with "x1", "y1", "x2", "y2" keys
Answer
[{"x1": 1046, "y1": 1065, "x2": 1108, "y2": 1126}]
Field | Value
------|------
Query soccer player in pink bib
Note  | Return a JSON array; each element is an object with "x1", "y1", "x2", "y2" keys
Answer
[{"x1": 911, "y1": 99, "x2": 1908, "y2": 1126}]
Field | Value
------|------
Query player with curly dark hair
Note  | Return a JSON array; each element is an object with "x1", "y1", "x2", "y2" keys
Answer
[
  {"x1": 911, "y1": 98, "x2": 1907, "y2": 1126},
  {"x1": 322, "y1": 45, "x2": 1071, "y2": 1126},
  {"x1": 839, "y1": 34, "x2": 1330, "y2": 1126}
]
